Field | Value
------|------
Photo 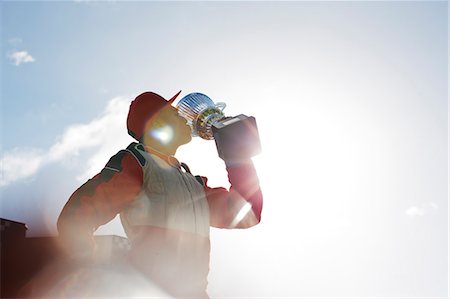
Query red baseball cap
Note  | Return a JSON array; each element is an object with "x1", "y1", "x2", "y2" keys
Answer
[{"x1": 127, "y1": 91, "x2": 182, "y2": 141}]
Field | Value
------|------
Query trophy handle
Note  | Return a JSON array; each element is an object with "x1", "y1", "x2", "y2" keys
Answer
[
  {"x1": 215, "y1": 102, "x2": 226, "y2": 111},
  {"x1": 187, "y1": 119, "x2": 198, "y2": 137}
]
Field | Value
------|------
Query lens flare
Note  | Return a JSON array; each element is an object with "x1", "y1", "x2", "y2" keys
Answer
[
  {"x1": 229, "y1": 202, "x2": 252, "y2": 228},
  {"x1": 150, "y1": 125, "x2": 174, "y2": 144}
]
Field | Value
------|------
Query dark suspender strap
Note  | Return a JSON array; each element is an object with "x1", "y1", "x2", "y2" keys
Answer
[
  {"x1": 180, "y1": 162, "x2": 191, "y2": 174},
  {"x1": 194, "y1": 175, "x2": 205, "y2": 186},
  {"x1": 126, "y1": 142, "x2": 146, "y2": 167},
  {"x1": 180, "y1": 163, "x2": 204, "y2": 186}
]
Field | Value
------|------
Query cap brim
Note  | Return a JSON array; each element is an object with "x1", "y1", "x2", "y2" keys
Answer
[{"x1": 168, "y1": 90, "x2": 182, "y2": 104}]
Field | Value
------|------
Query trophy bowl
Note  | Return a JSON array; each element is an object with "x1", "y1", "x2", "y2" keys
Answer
[{"x1": 176, "y1": 93, "x2": 226, "y2": 140}]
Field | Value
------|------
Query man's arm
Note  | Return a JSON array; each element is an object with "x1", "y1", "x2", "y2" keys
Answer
[
  {"x1": 205, "y1": 159, "x2": 263, "y2": 229},
  {"x1": 57, "y1": 151, "x2": 143, "y2": 259}
]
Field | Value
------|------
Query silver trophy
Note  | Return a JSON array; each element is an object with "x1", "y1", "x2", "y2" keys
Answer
[{"x1": 176, "y1": 92, "x2": 261, "y2": 160}]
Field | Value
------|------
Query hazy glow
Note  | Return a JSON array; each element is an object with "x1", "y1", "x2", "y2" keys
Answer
[
  {"x1": 41, "y1": 265, "x2": 171, "y2": 298},
  {"x1": 2, "y1": 2, "x2": 447, "y2": 298}
]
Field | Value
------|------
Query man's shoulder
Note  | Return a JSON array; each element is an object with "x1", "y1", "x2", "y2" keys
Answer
[{"x1": 105, "y1": 143, "x2": 146, "y2": 172}]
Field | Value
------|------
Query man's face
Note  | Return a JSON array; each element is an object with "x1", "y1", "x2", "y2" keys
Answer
[{"x1": 145, "y1": 105, "x2": 192, "y2": 147}]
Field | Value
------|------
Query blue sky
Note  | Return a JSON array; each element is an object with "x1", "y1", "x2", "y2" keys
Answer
[{"x1": 1, "y1": 1, "x2": 448, "y2": 297}]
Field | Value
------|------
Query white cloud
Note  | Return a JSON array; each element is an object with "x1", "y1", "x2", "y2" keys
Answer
[
  {"x1": 405, "y1": 206, "x2": 425, "y2": 217},
  {"x1": 8, "y1": 51, "x2": 35, "y2": 66},
  {"x1": 1, "y1": 96, "x2": 134, "y2": 187},
  {"x1": 405, "y1": 203, "x2": 439, "y2": 218},
  {"x1": 70, "y1": 97, "x2": 135, "y2": 181},
  {"x1": 0, "y1": 149, "x2": 44, "y2": 187}
]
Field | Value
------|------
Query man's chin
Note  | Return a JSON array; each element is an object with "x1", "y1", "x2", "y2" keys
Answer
[
  {"x1": 183, "y1": 135, "x2": 192, "y2": 145},
  {"x1": 176, "y1": 135, "x2": 192, "y2": 147}
]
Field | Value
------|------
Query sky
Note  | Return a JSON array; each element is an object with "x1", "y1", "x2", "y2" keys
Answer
[{"x1": 1, "y1": 1, "x2": 448, "y2": 298}]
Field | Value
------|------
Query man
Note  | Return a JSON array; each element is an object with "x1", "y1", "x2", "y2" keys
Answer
[{"x1": 57, "y1": 91, "x2": 263, "y2": 298}]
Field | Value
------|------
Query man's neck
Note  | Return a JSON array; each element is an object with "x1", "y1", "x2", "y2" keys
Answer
[{"x1": 143, "y1": 141, "x2": 177, "y2": 157}]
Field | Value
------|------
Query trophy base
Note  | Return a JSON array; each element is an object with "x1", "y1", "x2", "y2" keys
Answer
[{"x1": 212, "y1": 114, "x2": 261, "y2": 161}]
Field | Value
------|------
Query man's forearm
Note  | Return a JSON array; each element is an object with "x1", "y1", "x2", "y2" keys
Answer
[{"x1": 225, "y1": 159, "x2": 263, "y2": 221}]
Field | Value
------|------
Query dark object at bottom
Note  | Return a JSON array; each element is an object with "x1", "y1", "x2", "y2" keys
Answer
[{"x1": 0, "y1": 218, "x2": 130, "y2": 298}]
